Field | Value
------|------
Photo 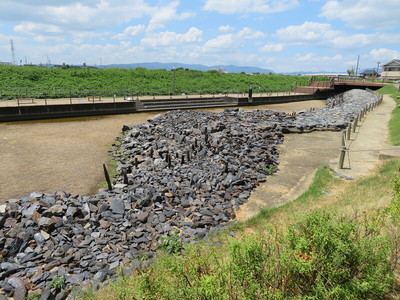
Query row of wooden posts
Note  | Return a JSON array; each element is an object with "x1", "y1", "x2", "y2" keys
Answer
[{"x1": 338, "y1": 94, "x2": 383, "y2": 169}]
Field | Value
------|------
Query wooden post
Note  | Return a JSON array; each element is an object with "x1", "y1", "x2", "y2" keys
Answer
[
  {"x1": 341, "y1": 130, "x2": 346, "y2": 148},
  {"x1": 338, "y1": 147, "x2": 346, "y2": 169},
  {"x1": 339, "y1": 130, "x2": 347, "y2": 169},
  {"x1": 167, "y1": 154, "x2": 172, "y2": 168},
  {"x1": 346, "y1": 125, "x2": 351, "y2": 140},
  {"x1": 122, "y1": 169, "x2": 129, "y2": 185},
  {"x1": 103, "y1": 164, "x2": 113, "y2": 190},
  {"x1": 165, "y1": 151, "x2": 169, "y2": 162},
  {"x1": 352, "y1": 119, "x2": 358, "y2": 132}
]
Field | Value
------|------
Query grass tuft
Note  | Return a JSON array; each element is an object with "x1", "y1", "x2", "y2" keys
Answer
[{"x1": 377, "y1": 85, "x2": 400, "y2": 145}]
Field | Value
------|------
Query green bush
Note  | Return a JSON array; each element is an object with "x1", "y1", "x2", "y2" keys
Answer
[
  {"x1": 97, "y1": 210, "x2": 395, "y2": 299},
  {"x1": 285, "y1": 211, "x2": 393, "y2": 299}
]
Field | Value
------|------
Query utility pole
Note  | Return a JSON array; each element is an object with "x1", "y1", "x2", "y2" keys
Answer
[
  {"x1": 172, "y1": 65, "x2": 176, "y2": 94},
  {"x1": 10, "y1": 39, "x2": 16, "y2": 65},
  {"x1": 376, "y1": 61, "x2": 381, "y2": 77},
  {"x1": 355, "y1": 55, "x2": 360, "y2": 76}
]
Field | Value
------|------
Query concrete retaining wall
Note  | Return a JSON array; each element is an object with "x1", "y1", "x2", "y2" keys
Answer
[
  {"x1": 0, "y1": 93, "x2": 331, "y2": 122},
  {"x1": 0, "y1": 102, "x2": 137, "y2": 122},
  {"x1": 237, "y1": 93, "x2": 329, "y2": 106}
]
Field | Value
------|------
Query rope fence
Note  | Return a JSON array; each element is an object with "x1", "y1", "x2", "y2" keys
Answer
[{"x1": 338, "y1": 92, "x2": 384, "y2": 169}]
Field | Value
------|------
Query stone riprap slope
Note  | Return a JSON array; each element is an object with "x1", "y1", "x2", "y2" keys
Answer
[
  {"x1": 284, "y1": 89, "x2": 380, "y2": 133},
  {"x1": 0, "y1": 89, "x2": 380, "y2": 299}
]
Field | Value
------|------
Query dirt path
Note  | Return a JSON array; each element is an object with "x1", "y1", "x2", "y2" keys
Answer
[
  {"x1": 236, "y1": 95, "x2": 399, "y2": 221},
  {"x1": 0, "y1": 100, "x2": 325, "y2": 204}
]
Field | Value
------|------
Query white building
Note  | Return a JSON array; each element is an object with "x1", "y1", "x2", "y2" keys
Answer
[{"x1": 381, "y1": 59, "x2": 400, "y2": 80}]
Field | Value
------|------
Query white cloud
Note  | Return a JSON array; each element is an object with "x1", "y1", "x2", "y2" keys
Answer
[
  {"x1": 141, "y1": 27, "x2": 203, "y2": 48},
  {"x1": 113, "y1": 25, "x2": 145, "y2": 40},
  {"x1": 330, "y1": 33, "x2": 400, "y2": 49},
  {"x1": 14, "y1": 22, "x2": 63, "y2": 35},
  {"x1": 237, "y1": 27, "x2": 265, "y2": 39},
  {"x1": 276, "y1": 21, "x2": 400, "y2": 50},
  {"x1": 1, "y1": 0, "x2": 192, "y2": 36},
  {"x1": 276, "y1": 22, "x2": 339, "y2": 43},
  {"x1": 261, "y1": 43, "x2": 284, "y2": 52},
  {"x1": 219, "y1": 25, "x2": 235, "y2": 32},
  {"x1": 320, "y1": 0, "x2": 400, "y2": 30},
  {"x1": 202, "y1": 27, "x2": 265, "y2": 53},
  {"x1": 296, "y1": 53, "x2": 342, "y2": 63},
  {"x1": 147, "y1": 1, "x2": 195, "y2": 30},
  {"x1": 203, "y1": 34, "x2": 236, "y2": 52},
  {"x1": 72, "y1": 31, "x2": 102, "y2": 44},
  {"x1": 369, "y1": 48, "x2": 400, "y2": 62},
  {"x1": 203, "y1": 0, "x2": 299, "y2": 14}
]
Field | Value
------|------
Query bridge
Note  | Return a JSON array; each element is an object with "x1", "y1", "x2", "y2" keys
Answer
[{"x1": 292, "y1": 78, "x2": 386, "y2": 94}]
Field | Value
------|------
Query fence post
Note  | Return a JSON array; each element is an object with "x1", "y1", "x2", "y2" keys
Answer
[
  {"x1": 346, "y1": 125, "x2": 351, "y2": 140},
  {"x1": 103, "y1": 164, "x2": 113, "y2": 191},
  {"x1": 70, "y1": 89, "x2": 72, "y2": 104},
  {"x1": 352, "y1": 118, "x2": 358, "y2": 132},
  {"x1": 339, "y1": 130, "x2": 347, "y2": 169}
]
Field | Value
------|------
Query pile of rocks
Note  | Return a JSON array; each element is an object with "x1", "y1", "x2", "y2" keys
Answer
[
  {"x1": 0, "y1": 89, "x2": 381, "y2": 299},
  {"x1": 284, "y1": 89, "x2": 381, "y2": 133}
]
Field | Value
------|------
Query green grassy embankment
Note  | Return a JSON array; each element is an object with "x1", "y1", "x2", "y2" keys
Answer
[{"x1": 0, "y1": 65, "x2": 312, "y2": 99}]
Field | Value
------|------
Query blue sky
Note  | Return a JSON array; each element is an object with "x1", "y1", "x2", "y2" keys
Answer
[{"x1": 0, "y1": 0, "x2": 399, "y2": 72}]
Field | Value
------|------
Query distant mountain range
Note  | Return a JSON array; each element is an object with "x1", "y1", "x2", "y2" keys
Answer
[
  {"x1": 103, "y1": 62, "x2": 274, "y2": 74},
  {"x1": 283, "y1": 71, "x2": 348, "y2": 75}
]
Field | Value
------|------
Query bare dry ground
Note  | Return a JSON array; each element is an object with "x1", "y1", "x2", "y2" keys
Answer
[{"x1": 0, "y1": 99, "x2": 326, "y2": 203}]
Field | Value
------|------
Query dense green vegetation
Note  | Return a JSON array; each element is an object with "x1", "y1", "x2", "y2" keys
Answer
[
  {"x1": 0, "y1": 65, "x2": 312, "y2": 100},
  {"x1": 377, "y1": 85, "x2": 400, "y2": 145},
  {"x1": 81, "y1": 162, "x2": 400, "y2": 300}
]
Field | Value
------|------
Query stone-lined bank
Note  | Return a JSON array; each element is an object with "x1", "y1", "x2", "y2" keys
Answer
[{"x1": 0, "y1": 89, "x2": 380, "y2": 299}]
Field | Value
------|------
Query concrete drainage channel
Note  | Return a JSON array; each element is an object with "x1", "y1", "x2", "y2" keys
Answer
[
  {"x1": 0, "y1": 89, "x2": 382, "y2": 299},
  {"x1": 0, "y1": 94, "x2": 327, "y2": 122}
]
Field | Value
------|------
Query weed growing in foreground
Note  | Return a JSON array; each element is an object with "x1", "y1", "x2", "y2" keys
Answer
[
  {"x1": 49, "y1": 275, "x2": 65, "y2": 290},
  {"x1": 95, "y1": 211, "x2": 395, "y2": 299}
]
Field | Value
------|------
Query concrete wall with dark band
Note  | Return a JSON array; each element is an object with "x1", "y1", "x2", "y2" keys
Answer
[{"x1": 0, "y1": 102, "x2": 137, "y2": 122}]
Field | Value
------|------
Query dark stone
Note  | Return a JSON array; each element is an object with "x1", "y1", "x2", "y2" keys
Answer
[
  {"x1": 136, "y1": 211, "x2": 149, "y2": 223},
  {"x1": 39, "y1": 288, "x2": 55, "y2": 300},
  {"x1": 109, "y1": 199, "x2": 125, "y2": 215},
  {"x1": 13, "y1": 285, "x2": 27, "y2": 300},
  {"x1": 93, "y1": 270, "x2": 107, "y2": 282},
  {"x1": 54, "y1": 290, "x2": 68, "y2": 300}
]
